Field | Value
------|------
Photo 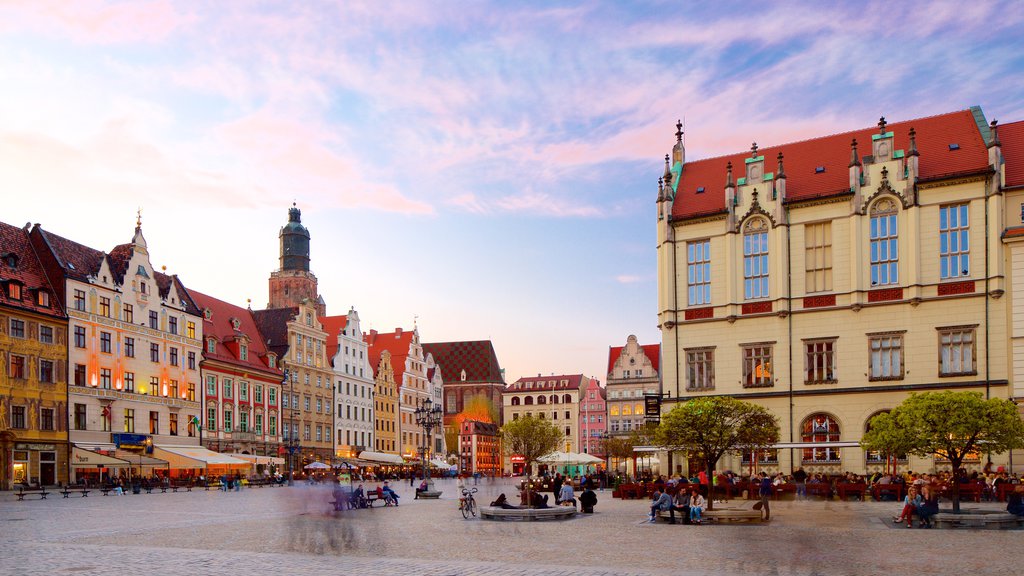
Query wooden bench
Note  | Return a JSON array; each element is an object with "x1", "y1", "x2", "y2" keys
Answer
[
  {"x1": 16, "y1": 487, "x2": 50, "y2": 501},
  {"x1": 656, "y1": 508, "x2": 763, "y2": 523},
  {"x1": 836, "y1": 483, "x2": 867, "y2": 501},
  {"x1": 480, "y1": 506, "x2": 577, "y2": 521},
  {"x1": 60, "y1": 487, "x2": 91, "y2": 498},
  {"x1": 933, "y1": 512, "x2": 1022, "y2": 529}
]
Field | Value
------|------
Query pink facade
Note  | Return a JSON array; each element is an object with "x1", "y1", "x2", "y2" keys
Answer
[{"x1": 578, "y1": 378, "x2": 607, "y2": 461}]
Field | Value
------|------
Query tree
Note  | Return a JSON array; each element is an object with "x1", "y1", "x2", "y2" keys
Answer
[
  {"x1": 654, "y1": 397, "x2": 779, "y2": 510},
  {"x1": 861, "y1": 391, "x2": 1024, "y2": 512},
  {"x1": 501, "y1": 416, "x2": 563, "y2": 478},
  {"x1": 457, "y1": 393, "x2": 500, "y2": 425},
  {"x1": 602, "y1": 436, "x2": 636, "y2": 475}
]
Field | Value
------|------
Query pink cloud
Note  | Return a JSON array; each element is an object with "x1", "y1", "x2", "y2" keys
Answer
[{"x1": 0, "y1": 0, "x2": 194, "y2": 44}]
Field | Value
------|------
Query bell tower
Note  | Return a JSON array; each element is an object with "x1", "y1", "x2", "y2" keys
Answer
[{"x1": 268, "y1": 204, "x2": 325, "y2": 315}]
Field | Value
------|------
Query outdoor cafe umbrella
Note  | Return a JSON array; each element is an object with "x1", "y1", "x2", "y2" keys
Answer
[{"x1": 304, "y1": 461, "x2": 330, "y2": 470}]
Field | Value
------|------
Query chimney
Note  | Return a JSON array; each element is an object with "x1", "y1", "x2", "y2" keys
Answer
[{"x1": 395, "y1": 327, "x2": 402, "y2": 337}]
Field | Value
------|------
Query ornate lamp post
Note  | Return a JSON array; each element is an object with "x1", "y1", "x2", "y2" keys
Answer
[
  {"x1": 283, "y1": 369, "x2": 300, "y2": 486},
  {"x1": 414, "y1": 397, "x2": 443, "y2": 497}
]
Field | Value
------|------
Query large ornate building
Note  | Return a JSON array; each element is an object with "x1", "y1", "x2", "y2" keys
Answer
[
  {"x1": 501, "y1": 373, "x2": 588, "y2": 472},
  {"x1": 0, "y1": 222, "x2": 69, "y2": 489},
  {"x1": 369, "y1": 348, "x2": 400, "y2": 456},
  {"x1": 322, "y1": 308, "x2": 375, "y2": 459},
  {"x1": 187, "y1": 289, "x2": 282, "y2": 459},
  {"x1": 30, "y1": 220, "x2": 204, "y2": 480},
  {"x1": 656, "y1": 108, "x2": 1013, "y2": 476},
  {"x1": 421, "y1": 340, "x2": 504, "y2": 427},
  {"x1": 253, "y1": 206, "x2": 334, "y2": 469},
  {"x1": 605, "y1": 336, "x2": 660, "y2": 436}
]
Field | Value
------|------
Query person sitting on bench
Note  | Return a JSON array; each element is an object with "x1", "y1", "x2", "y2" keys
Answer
[
  {"x1": 491, "y1": 493, "x2": 518, "y2": 509},
  {"x1": 415, "y1": 479, "x2": 428, "y2": 499},
  {"x1": 578, "y1": 484, "x2": 598, "y2": 514},
  {"x1": 381, "y1": 482, "x2": 400, "y2": 506}
]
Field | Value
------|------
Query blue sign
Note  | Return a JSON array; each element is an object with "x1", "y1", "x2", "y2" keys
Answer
[{"x1": 113, "y1": 433, "x2": 152, "y2": 453}]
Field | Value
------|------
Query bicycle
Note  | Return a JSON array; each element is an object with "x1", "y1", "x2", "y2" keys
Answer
[{"x1": 459, "y1": 487, "x2": 478, "y2": 518}]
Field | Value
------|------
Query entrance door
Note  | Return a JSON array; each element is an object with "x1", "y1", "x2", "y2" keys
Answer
[{"x1": 40, "y1": 452, "x2": 56, "y2": 485}]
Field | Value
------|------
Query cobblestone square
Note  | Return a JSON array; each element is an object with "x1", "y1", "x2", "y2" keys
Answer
[{"x1": 1, "y1": 478, "x2": 1020, "y2": 576}]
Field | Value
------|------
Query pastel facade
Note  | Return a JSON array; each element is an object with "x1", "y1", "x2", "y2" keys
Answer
[
  {"x1": 605, "y1": 336, "x2": 660, "y2": 436},
  {"x1": 0, "y1": 222, "x2": 69, "y2": 489},
  {"x1": 188, "y1": 289, "x2": 283, "y2": 458},
  {"x1": 370, "y1": 349, "x2": 399, "y2": 454},
  {"x1": 31, "y1": 222, "x2": 203, "y2": 481},
  {"x1": 365, "y1": 327, "x2": 436, "y2": 459},
  {"x1": 323, "y1": 309, "x2": 375, "y2": 459},
  {"x1": 459, "y1": 419, "x2": 500, "y2": 476},
  {"x1": 656, "y1": 109, "x2": 1014, "y2": 476},
  {"x1": 501, "y1": 374, "x2": 587, "y2": 471},
  {"x1": 578, "y1": 378, "x2": 607, "y2": 459}
]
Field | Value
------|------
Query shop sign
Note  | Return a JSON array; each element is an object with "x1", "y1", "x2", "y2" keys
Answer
[
  {"x1": 15, "y1": 443, "x2": 55, "y2": 451},
  {"x1": 510, "y1": 455, "x2": 525, "y2": 463},
  {"x1": 644, "y1": 393, "x2": 661, "y2": 423},
  {"x1": 113, "y1": 433, "x2": 151, "y2": 451}
]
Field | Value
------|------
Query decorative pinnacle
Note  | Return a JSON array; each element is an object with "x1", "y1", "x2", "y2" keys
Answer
[
  {"x1": 776, "y1": 151, "x2": 785, "y2": 178},
  {"x1": 675, "y1": 119, "x2": 683, "y2": 143},
  {"x1": 136, "y1": 207, "x2": 142, "y2": 228},
  {"x1": 850, "y1": 138, "x2": 861, "y2": 167},
  {"x1": 989, "y1": 119, "x2": 1001, "y2": 148},
  {"x1": 881, "y1": 166, "x2": 889, "y2": 181},
  {"x1": 908, "y1": 127, "x2": 919, "y2": 156},
  {"x1": 751, "y1": 142, "x2": 759, "y2": 157},
  {"x1": 878, "y1": 116, "x2": 887, "y2": 134}
]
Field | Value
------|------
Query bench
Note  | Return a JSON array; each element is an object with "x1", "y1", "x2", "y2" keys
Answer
[
  {"x1": 480, "y1": 506, "x2": 577, "y2": 521},
  {"x1": 60, "y1": 487, "x2": 91, "y2": 498},
  {"x1": 16, "y1": 487, "x2": 50, "y2": 501},
  {"x1": 933, "y1": 512, "x2": 1023, "y2": 529},
  {"x1": 171, "y1": 481, "x2": 193, "y2": 492},
  {"x1": 656, "y1": 508, "x2": 763, "y2": 523},
  {"x1": 836, "y1": 483, "x2": 867, "y2": 501}
]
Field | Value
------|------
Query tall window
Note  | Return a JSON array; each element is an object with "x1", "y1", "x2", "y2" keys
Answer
[
  {"x1": 39, "y1": 360, "x2": 54, "y2": 383},
  {"x1": 149, "y1": 311, "x2": 159, "y2": 329},
  {"x1": 187, "y1": 321, "x2": 196, "y2": 339},
  {"x1": 742, "y1": 344, "x2": 773, "y2": 387},
  {"x1": 169, "y1": 413, "x2": 178, "y2": 436},
  {"x1": 74, "y1": 364, "x2": 86, "y2": 386},
  {"x1": 939, "y1": 326, "x2": 976, "y2": 376},
  {"x1": 207, "y1": 407, "x2": 217, "y2": 432},
  {"x1": 169, "y1": 347, "x2": 178, "y2": 366},
  {"x1": 239, "y1": 412, "x2": 248, "y2": 432},
  {"x1": 73, "y1": 289, "x2": 85, "y2": 311},
  {"x1": 74, "y1": 403, "x2": 87, "y2": 430},
  {"x1": 805, "y1": 222, "x2": 833, "y2": 293},
  {"x1": 74, "y1": 326, "x2": 85, "y2": 348},
  {"x1": 123, "y1": 304, "x2": 133, "y2": 324},
  {"x1": 100, "y1": 369, "x2": 111, "y2": 389},
  {"x1": 10, "y1": 319, "x2": 25, "y2": 338},
  {"x1": 223, "y1": 379, "x2": 233, "y2": 399},
  {"x1": 187, "y1": 352, "x2": 196, "y2": 370},
  {"x1": 223, "y1": 409, "x2": 233, "y2": 432},
  {"x1": 240, "y1": 382, "x2": 249, "y2": 401},
  {"x1": 804, "y1": 339, "x2": 836, "y2": 384},
  {"x1": 99, "y1": 297, "x2": 110, "y2": 317},
  {"x1": 743, "y1": 218, "x2": 769, "y2": 299},
  {"x1": 149, "y1": 411, "x2": 159, "y2": 434},
  {"x1": 124, "y1": 408, "x2": 135, "y2": 433},
  {"x1": 11, "y1": 406, "x2": 26, "y2": 428},
  {"x1": 255, "y1": 413, "x2": 263, "y2": 434},
  {"x1": 869, "y1": 333, "x2": 904, "y2": 380},
  {"x1": 870, "y1": 198, "x2": 899, "y2": 286},
  {"x1": 206, "y1": 375, "x2": 217, "y2": 398},
  {"x1": 685, "y1": 348, "x2": 715, "y2": 390},
  {"x1": 150, "y1": 343, "x2": 159, "y2": 362},
  {"x1": 940, "y1": 204, "x2": 970, "y2": 279},
  {"x1": 687, "y1": 239, "x2": 711, "y2": 305},
  {"x1": 125, "y1": 337, "x2": 135, "y2": 358},
  {"x1": 39, "y1": 325, "x2": 53, "y2": 344},
  {"x1": 169, "y1": 317, "x2": 178, "y2": 335},
  {"x1": 801, "y1": 414, "x2": 840, "y2": 463},
  {"x1": 124, "y1": 372, "x2": 135, "y2": 393},
  {"x1": 100, "y1": 331, "x2": 111, "y2": 353}
]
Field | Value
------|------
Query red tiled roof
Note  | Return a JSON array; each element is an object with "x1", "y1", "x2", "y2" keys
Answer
[
  {"x1": 421, "y1": 341, "x2": 504, "y2": 384},
  {"x1": 34, "y1": 227, "x2": 105, "y2": 281},
  {"x1": 1002, "y1": 120, "x2": 1024, "y2": 190},
  {"x1": 671, "y1": 109, "x2": 991, "y2": 220},
  {"x1": 319, "y1": 314, "x2": 348, "y2": 363},
  {"x1": 0, "y1": 221, "x2": 66, "y2": 319},
  {"x1": 187, "y1": 289, "x2": 282, "y2": 378},
  {"x1": 365, "y1": 328, "x2": 415, "y2": 388},
  {"x1": 505, "y1": 374, "x2": 587, "y2": 393},
  {"x1": 606, "y1": 343, "x2": 660, "y2": 376}
]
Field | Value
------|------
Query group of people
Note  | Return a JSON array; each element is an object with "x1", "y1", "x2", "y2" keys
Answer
[
  {"x1": 334, "y1": 480, "x2": 400, "y2": 509},
  {"x1": 648, "y1": 487, "x2": 707, "y2": 524},
  {"x1": 892, "y1": 484, "x2": 941, "y2": 528}
]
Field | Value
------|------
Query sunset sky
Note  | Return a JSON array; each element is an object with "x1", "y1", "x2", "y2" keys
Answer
[{"x1": 2, "y1": 1, "x2": 1023, "y2": 384}]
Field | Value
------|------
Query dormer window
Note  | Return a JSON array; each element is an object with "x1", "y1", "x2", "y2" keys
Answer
[
  {"x1": 141, "y1": 282, "x2": 148, "y2": 295},
  {"x1": 4, "y1": 253, "x2": 17, "y2": 268},
  {"x1": 240, "y1": 344, "x2": 248, "y2": 361},
  {"x1": 230, "y1": 318, "x2": 241, "y2": 331},
  {"x1": 268, "y1": 354, "x2": 277, "y2": 369},
  {"x1": 206, "y1": 338, "x2": 216, "y2": 354},
  {"x1": 36, "y1": 290, "x2": 50, "y2": 307},
  {"x1": 7, "y1": 282, "x2": 23, "y2": 300},
  {"x1": 203, "y1": 308, "x2": 213, "y2": 320}
]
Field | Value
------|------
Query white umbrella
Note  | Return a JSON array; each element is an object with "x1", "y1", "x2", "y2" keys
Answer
[
  {"x1": 570, "y1": 452, "x2": 603, "y2": 464},
  {"x1": 304, "y1": 461, "x2": 330, "y2": 470}
]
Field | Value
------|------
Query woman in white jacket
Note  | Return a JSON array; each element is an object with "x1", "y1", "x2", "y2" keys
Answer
[{"x1": 689, "y1": 488, "x2": 706, "y2": 524}]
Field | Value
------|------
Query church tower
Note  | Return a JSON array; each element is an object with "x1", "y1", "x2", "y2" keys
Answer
[{"x1": 268, "y1": 204, "x2": 326, "y2": 315}]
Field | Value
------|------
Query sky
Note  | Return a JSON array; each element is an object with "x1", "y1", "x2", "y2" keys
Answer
[{"x1": 2, "y1": 1, "x2": 1023, "y2": 385}]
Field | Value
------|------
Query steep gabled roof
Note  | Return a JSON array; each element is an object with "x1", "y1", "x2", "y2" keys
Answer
[
  {"x1": 607, "y1": 343, "x2": 660, "y2": 376},
  {"x1": 0, "y1": 221, "x2": 66, "y2": 319},
  {"x1": 251, "y1": 307, "x2": 298, "y2": 360},
  {"x1": 671, "y1": 109, "x2": 992, "y2": 220},
  {"x1": 319, "y1": 314, "x2": 348, "y2": 363},
  {"x1": 1002, "y1": 120, "x2": 1024, "y2": 190},
  {"x1": 505, "y1": 374, "x2": 587, "y2": 393},
  {"x1": 365, "y1": 328, "x2": 414, "y2": 388},
  {"x1": 187, "y1": 288, "x2": 282, "y2": 378},
  {"x1": 421, "y1": 340, "x2": 503, "y2": 384},
  {"x1": 35, "y1": 227, "x2": 106, "y2": 281}
]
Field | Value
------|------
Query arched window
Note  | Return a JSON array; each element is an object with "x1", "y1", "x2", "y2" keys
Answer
[
  {"x1": 562, "y1": 394, "x2": 571, "y2": 403},
  {"x1": 801, "y1": 414, "x2": 841, "y2": 463},
  {"x1": 511, "y1": 396, "x2": 520, "y2": 406},
  {"x1": 524, "y1": 396, "x2": 533, "y2": 405},
  {"x1": 743, "y1": 218, "x2": 769, "y2": 299},
  {"x1": 538, "y1": 395, "x2": 547, "y2": 404},
  {"x1": 869, "y1": 198, "x2": 899, "y2": 286},
  {"x1": 550, "y1": 394, "x2": 559, "y2": 404}
]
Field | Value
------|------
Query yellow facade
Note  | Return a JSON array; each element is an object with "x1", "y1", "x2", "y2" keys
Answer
[
  {"x1": 373, "y1": 350, "x2": 400, "y2": 454},
  {"x1": 657, "y1": 121, "x2": 1011, "y2": 476},
  {"x1": 0, "y1": 307, "x2": 69, "y2": 488}
]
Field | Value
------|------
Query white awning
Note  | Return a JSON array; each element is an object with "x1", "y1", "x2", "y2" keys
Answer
[
  {"x1": 74, "y1": 442, "x2": 117, "y2": 452},
  {"x1": 71, "y1": 447, "x2": 130, "y2": 468},
  {"x1": 153, "y1": 445, "x2": 251, "y2": 469},
  {"x1": 232, "y1": 454, "x2": 285, "y2": 466},
  {"x1": 114, "y1": 450, "x2": 169, "y2": 468},
  {"x1": 358, "y1": 450, "x2": 407, "y2": 465},
  {"x1": 429, "y1": 458, "x2": 449, "y2": 469}
]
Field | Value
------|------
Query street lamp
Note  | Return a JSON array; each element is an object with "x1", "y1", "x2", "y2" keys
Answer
[
  {"x1": 414, "y1": 397, "x2": 443, "y2": 496},
  {"x1": 283, "y1": 369, "x2": 299, "y2": 486}
]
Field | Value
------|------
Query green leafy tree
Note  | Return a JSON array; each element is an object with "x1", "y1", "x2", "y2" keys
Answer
[
  {"x1": 602, "y1": 435, "x2": 636, "y2": 475},
  {"x1": 501, "y1": 416, "x2": 564, "y2": 478},
  {"x1": 654, "y1": 397, "x2": 779, "y2": 510},
  {"x1": 861, "y1": 391, "x2": 1024, "y2": 512}
]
